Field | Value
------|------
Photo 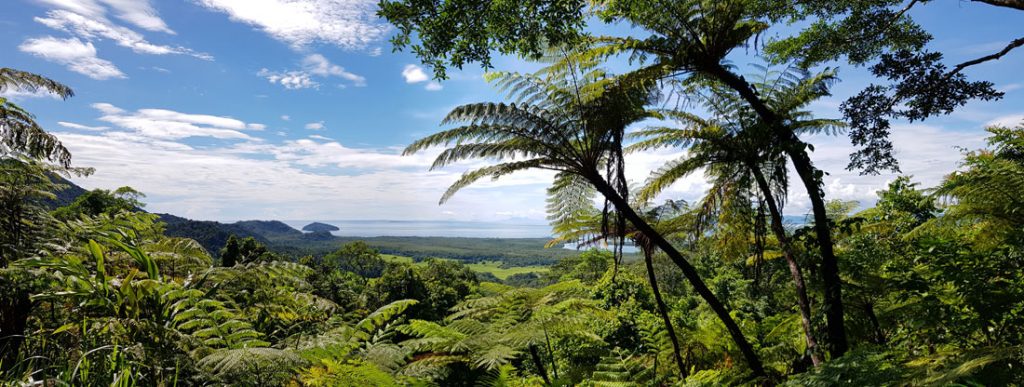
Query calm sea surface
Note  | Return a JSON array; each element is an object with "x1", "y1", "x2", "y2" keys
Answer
[{"x1": 281, "y1": 220, "x2": 554, "y2": 238}]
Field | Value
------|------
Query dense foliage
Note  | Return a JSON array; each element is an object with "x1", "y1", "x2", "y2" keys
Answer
[{"x1": 4, "y1": 0, "x2": 1024, "y2": 384}]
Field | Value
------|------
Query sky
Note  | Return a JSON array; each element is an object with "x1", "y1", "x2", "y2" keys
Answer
[{"x1": 2, "y1": 0, "x2": 1022, "y2": 223}]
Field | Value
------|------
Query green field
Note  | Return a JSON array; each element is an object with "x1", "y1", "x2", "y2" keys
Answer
[
  {"x1": 380, "y1": 254, "x2": 547, "y2": 280},
  {"x1": 380, "y1": 254, "x2": 415, "y2": 264},
  {"x1": 464, "y1": 261, "x2": 549, "y2": 280}
]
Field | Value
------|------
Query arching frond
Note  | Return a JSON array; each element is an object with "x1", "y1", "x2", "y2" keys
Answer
[{"x1": 440, "y1": 159, "x2": 549, "y2": 204}]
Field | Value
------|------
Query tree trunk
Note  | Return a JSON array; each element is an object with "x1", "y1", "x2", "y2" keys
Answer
[
  {"x1": 750, "y1": 167, "x2": 822, "y2": 366},
  {"x1": 642, "y1": 247, "x2": 688, "y2": 378},
  {"x1": 0, "y1": 287, "x2": 30, "y2": 371},
  {"x1": 704, "y1": 63, "x2": 849, "y2": 357},
  {"x1": 589, "y1": 175, "x2": 767, "y2": 378},
  {"x1": 864, "y1": 301, "x2": 886, "y2": 345},
  {"x1": 529, "y1": 344, "x2": 551, "y2": 385},
  {"x1": 543, "y1": 325, "x2": 558, "y2": 380}
]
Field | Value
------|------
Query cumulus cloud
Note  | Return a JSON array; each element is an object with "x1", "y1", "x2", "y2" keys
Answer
[
  {"x1": 986, "y1": 114, "x2": 1024, "y2": 128},
  {"x1": 19, "y1": 37, "x2": 125, "y2": 80},
  {"x1": 259, "y1": 54, "x2": 365, "y2": 89},
  {"x1": 401, "y1": 64, "x2": 429, "y2": 83},
  {"x1": 34, "y1": 0, "x2": 174, "y2": 33},
  {"x1": 25, "y1": 0, "x2": 210, "y2": 74},
  {"x1": 52, "y1": 114, "x2": 551, "y2": 221},
  {"x1": 194, "y1": 0, "x2": 387, "y2": 50},
  {"x1": 402, "y1": 64, "x2": 442, "y2": 91},
  {"x1": 89, "y1": 102, "x2": 264, "y2": 140},
  {"x1": 34, "y1": 10, "x2": 211, "y2": 59},
  {"x1": 781, "y1": 124, "x2": 987, "y2": 214},
  {"x1": 304, "y1": 121, "x2": 325, "y2": 130},
  {"x1": 302, "y1": 54, "x2": 365, "y2": 86},
  {"x1": 258, "y1": 69, "x2": 318, "y2": 89}
]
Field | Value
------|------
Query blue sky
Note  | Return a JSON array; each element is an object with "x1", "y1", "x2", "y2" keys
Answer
[{"x1": 2, "y1": 0, "x2": 1022, "y2": 223}]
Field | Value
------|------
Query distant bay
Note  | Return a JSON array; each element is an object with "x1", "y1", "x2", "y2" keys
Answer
[{"x1": 281, "y1": 220, "x2": 554, "y2": 238}]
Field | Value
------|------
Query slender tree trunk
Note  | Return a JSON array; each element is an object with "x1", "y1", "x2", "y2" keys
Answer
[
  {"x1": 588, "y1": 175, "x2": 767, "y2": 379},
  {"x1": 543, "y1": 325, "x2": 558, "y2": 380},
  {"x1": 704, "y1": 63, "x2": 849, "y2": 357},
  {"x1": 863, "y1": 301, "x2": 886, "y2": 345},
  {"x1": 642, "y1": 247, "x2": 688, "y2": 378},
  {"x1": 0, "y1": 288, "x2": 30, "y2": 371},
  {"x1": 529, "y1": 344, "x2": 551, "y2": 385},
  {"x1": 750, "y1": 167, "x2": 822, "y2": 366}
]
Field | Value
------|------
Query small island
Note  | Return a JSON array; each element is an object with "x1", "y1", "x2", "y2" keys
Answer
[{"x1": 301, "y1": 222, "x2": 340, "y2": 233}]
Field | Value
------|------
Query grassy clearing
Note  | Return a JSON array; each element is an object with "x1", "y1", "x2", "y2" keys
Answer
[
  {"x1": 380, "y1": 254, "x2": 414, "y2": 264},
  {"x1": 464, "y1": 261, "x2": 549, "y2": 280}
]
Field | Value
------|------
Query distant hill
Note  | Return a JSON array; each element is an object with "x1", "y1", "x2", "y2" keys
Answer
[
  {"x1": 45, "y1": 178, "x2": 591, "y2": 265},
  {"x1": 235, "y1": 220, "x2": 303, "y2": 238},
  {"x1": 157, "y1": 213, "x2": 270, "y2": 256},
  {"x1": 302, "y1": 222, "x2": 339, "y2": 233},
  {"x1": 43, "y1": 175, "x2": 88, "y2": 209}
]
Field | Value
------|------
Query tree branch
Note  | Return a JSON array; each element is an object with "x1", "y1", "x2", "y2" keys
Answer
[
  {"x1": 950, "y1": 36, "x2": 1024, "y2": 75},
  {"x1": 970, "y1": 0, "x2": 1024, "y2": 11}
]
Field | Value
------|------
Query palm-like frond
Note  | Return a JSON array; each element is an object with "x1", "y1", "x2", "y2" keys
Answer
[
  {"x1": 922, "y1": 125, "x2": 1024, "y2": 242},
  {"x1": 1, "y1": 68, "x2": 74, "y2": 166}
]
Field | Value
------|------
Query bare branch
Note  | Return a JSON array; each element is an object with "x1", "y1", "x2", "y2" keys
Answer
[
  {"x1": 969, "y1": 0, "x2": 1024, "y2": 11},
  {"x1": 950, "y1": 36, "x2": 1024, "y2": 75}
]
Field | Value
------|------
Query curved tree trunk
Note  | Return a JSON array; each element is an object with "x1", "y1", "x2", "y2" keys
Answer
[
  {"x1": 750, "y1": 167, "x2": 822, "y2": 366},
  {"x1": 588, "y1": 175, "x2": 767, "y2": 379},
  {"x1": 704, "y1": 64, "x2": 849, "y2": 357},
  {"x1": 641, "y1": 247, "x2": 688, "y2": 378},
  {"x1": 529, "y1": 344, "x2": 551, "y2": 385}
]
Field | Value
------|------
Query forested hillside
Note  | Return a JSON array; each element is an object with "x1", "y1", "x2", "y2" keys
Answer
[
  {"x1": 3, "y1": 0, "x2": 1024, "y2": 385},
  {"x1": 32, "y1": 179, "x2": 587, "y2": 266}
]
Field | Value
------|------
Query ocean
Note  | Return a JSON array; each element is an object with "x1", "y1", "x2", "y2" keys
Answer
[{"x1": 281, "y1": 220, "x2": 554, "y2": 238}]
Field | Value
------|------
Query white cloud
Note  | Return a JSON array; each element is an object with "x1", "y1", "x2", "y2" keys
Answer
[
  {"x1": 89, "y1": 103, "x2": 263, "y2": 140},
  {"x1": 194, "y1": 0, "x2": 387, "y2": 50},
  {"x1": 281, "y1": 115, "x2": 291, "y2": 121},
  {"x1": 302, "y1": 54, "x2": 365, "y2": 86},
  {"x1": 785, "y1": 124, "x2": 987, "y2": 214},
  {"x1": 53, "y1": 120, "x2": 550, "y2": 221},
  {"x1": 402, "y1": 64, "x2": 429, "y2": 83},
  {"x1": 369, "y1": 47, "x2": 382, "y2": 57},
  {"x1": 58, "y1": 121, "x2": 109, "y2": 131},
  {"x1": 259, "y1": 54, "x2": 365, "y2": 89},
  {"x1": 1000, "y1": 83, "x2": 1022, "y2": 93},
  {"x1": 309, "y1": 134, "x2": 334, "y2": 141},
  {"x1": 34, "y1": 0, "x2": 174, "y2": 33},
  {"x1": 403, "y1": 64, "x2": 443, "y2": 90},
  {"x1": 34, "y1": 10, "x2": 211, "y2": 59},
  {"x1": 304, "y1": 121, "x2": 325, "y2": 130},
  {"x1": 92, "y1": 102, "x2": 124, "y2": 114},
  {"x1": 18, "y1": 37, "x2": 125, "y2": 80},
  {"x1": 986, "y1": 114, "x2": 1024, "y2": 128},
  {"x1": 258, "y1": 68, "x2": 319, "y2": 89},
  {"x1": 424, "y1": 81, "x2": 443, "y2": 91}
]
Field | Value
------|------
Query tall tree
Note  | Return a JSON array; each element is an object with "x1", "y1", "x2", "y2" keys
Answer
[
  {"x1": 403, "y1": 58, "x2": 768, "y2": 377},
  {"x1": 379, "y1": 0, "x2": 1024, "y2": 357},
  {"x1": 629, "y1": 68, "x2": 844, "y2": 365}
]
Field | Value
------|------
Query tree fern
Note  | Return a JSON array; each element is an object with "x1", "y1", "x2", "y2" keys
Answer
[{"x1": 0, "y1": 68, "x2": 74, "y2": 167}]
